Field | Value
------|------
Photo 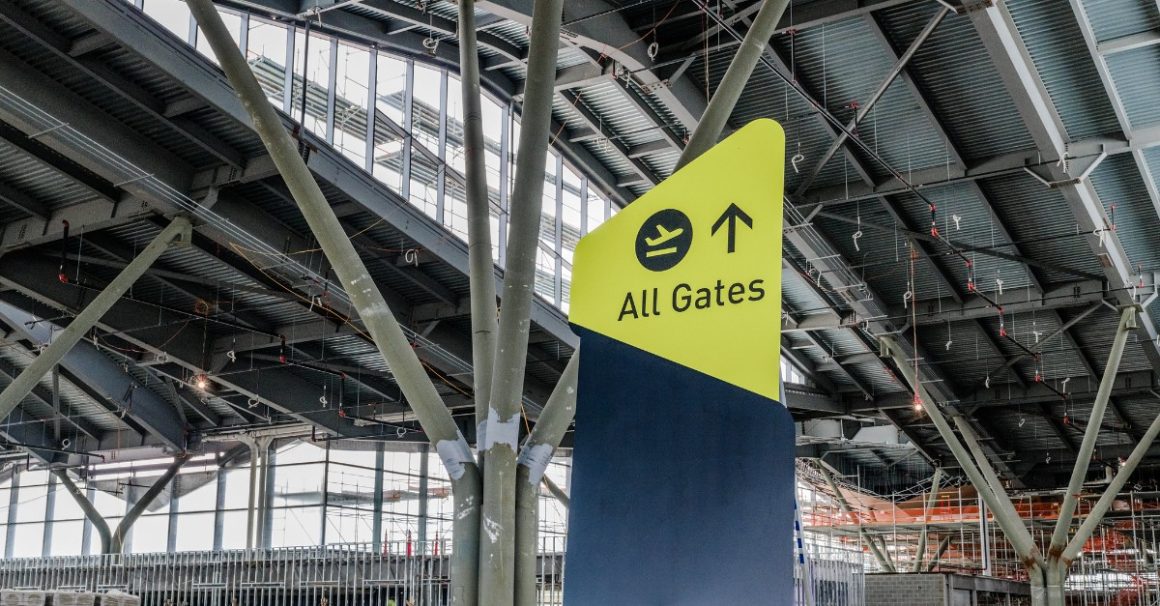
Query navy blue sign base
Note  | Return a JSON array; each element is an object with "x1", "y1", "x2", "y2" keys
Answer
[{"x1": 563, "y1": 328, "x2": 796, "y2": 605}]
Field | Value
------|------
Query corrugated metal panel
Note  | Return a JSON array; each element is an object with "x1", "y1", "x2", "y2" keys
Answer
[
  {"x1": 1081, "y1": 0, "x2": 1160, "y2": 42},
  {"x1": 0, "y1": 348, "x2": 127, "y2": 433},
  {"x1": 988, "y1": 408, "x2": 1072, "y2": 455},
  {"x1": 1088, "y1": 153, "x2": 1160, "y2": 271},
  {"x1": 1106, "y1": 45, "x2": 1160, "y2": 129},
  {"x1": 0, "y1": 140, "x2": 106, "y2": 210},
  {"x1": 783, "y1": 268, "x2": 831, "y2": 312},
  {"x1": 696, "y1": 40, "x2": 850, "y2": 192},
  {"x1": 976, "y1": 173, "x2": 1105, "y2": 284},
  {"x1": 1007, "y1": 0, "x2": 1122, "y2": 140},
  {"x1": 811, "y1": 206, "x2": 947, "y2": 302},
  {"x1": 878, "y1": 3, "x2": 1036, "y2": 159},
  {"x1": 885, "y1": 184, "x2": 1033, "y2": 295},
  {"x1": 772, "y1": 16, "x2": 947, "y2": 179}
]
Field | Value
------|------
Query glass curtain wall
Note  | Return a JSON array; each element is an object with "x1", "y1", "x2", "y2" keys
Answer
[
  {"x1": 132, "y1": 0, "x2": 613, "y2": 312},
  {"x1": 0, "y1": 442, "x2": 570, "y2": 557}
]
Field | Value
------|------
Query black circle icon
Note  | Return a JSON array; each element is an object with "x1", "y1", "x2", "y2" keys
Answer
[{"x1": 635, "y1": 209, "x2": 693, "y2": 271}]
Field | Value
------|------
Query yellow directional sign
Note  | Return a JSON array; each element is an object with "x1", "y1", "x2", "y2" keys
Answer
[{"x1": 570, "y1": 119, "x2": 784, "y2": 400}]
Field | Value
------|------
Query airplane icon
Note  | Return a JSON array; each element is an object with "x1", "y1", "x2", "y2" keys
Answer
[{"x1": 643, "y1": 224, "x2": 685, "y2": 257}]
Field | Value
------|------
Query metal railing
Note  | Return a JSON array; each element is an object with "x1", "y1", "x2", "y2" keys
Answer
[{"x1": 0, "y1": 538, "x2": 566, "y2": 606}]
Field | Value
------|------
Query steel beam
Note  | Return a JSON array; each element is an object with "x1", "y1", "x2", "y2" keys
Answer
[
  {"x1": 0, "y1": 254, "x2": 384, "y2": 439},
  {"x1": 0, "y1": 217, "x2": 190, "y2": 449},
  {"x1": 0, "y1": 361, "x2": 102, "y2": 441},
  {"x1": 0, "y1": 3, "x2": 244, "y2": 168},
  {"x1": 478, "y1": 0, "x2": 705, "y2": 137},
  {"x1": 665, "y1": 0, "x2": 931, "y2": 57},
  {"x1": 801, "y1": 122, "x2": 1160, "y2": 206},
  {"x1": 1097, "y1": 31, "x2": 1160, "y2": 55},
  {"x1": 863, "y1": 369, "x2": 1159, "y2": 411},
  {"x1": 1050, "y1": 307, "x2": 1136, "y2": 556},
  {"x1": 967, "y1": 0, "x2": 1160, "y2": 377}
]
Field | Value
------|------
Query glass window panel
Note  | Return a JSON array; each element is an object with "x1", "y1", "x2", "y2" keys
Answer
[
  {"x1": 485, "y1": 148, "x2": 502, "y2": 200},
  {"x1": 411, "y1": 65, "x2": 442, "y2": 153},
  {"x1": 15, "y1": 471, "x2": 49, "y2": 523},
  {"x1": 444, "y1": 176, "x2": 468, "y2": 239},
  {"x1": 327, "y1": 460, "x2": 377, "y2": 510},
  {"x1": 50, "y1": 520, "x2": 83, "y2": 556},
  {"x1": 292, "y1": 30, "x2": 333, "y2": 140},
  {"x1": 176, "y1": 473, "x2": 219, "y2": 513},
  {"x1": 324, "y1": 505, "x2": 375, "y2": 545},
  {"x1": 52, "y1": 481, "x2": 85, "y2": 521},
  {"x1": 371, "y1": 130, "x2": 405, "y2": 192},
  {"x1": 128, "y1": 513, "x2": 169, "y2": 553},
  {"x1": 409, "y1": 149, "x2": 440, "y2": 220},
  {"x1": 539, "y1": 458, "x2": 571, "y2": 539},
  {"x1": 11, "y1": 523, "x2": 43, "y2": 557},
  {"x1": 374, "y1": 54, "x2": 406, "y2": 126},
  {"x1": 535, "y1": 247, "x2": 556, "y2": 304},
  {"x1": 562, "y1": 186, "x2": 582, "y2": 263},
  {"x1": 561, "y1": 264, "x2": 572, "y2": 314},
  {"x1": 482, "y1": 95, "x2": 504, "y2": 143},
  {"x1": 585, "y1": 188, "x2": 606, "y2": 234},
  {"x1": 142, "y1": 0, "x2": 190, "y2": 41},
  {"x1": 222, "y1": 466, "x2": 252, "y2": 511},
  {"x1": 220, "y1": 510, "x2": 248, "y2": 550},
  {"x1": 446, "y1": 76, "x2": 469, "y2": 180},
  {"x1": 545, "y1": 151, "x2": 558, "y2": 178},
  {"x1": 195, "y1": 10, "x2": 241, "y2": 65},
  {"x1": 273, "y1": 462, "x2": 325, "y2": 508},
  {"x1": 93, "y1": 487, "x2": 126, "y2": 519},
  {"x1": 246, "y1": 19, "x2": 288, "y2": 108},
  {"x1": 269, "y1": 506, "x2": 321, "y2": 547},
  {"x1": 562, "y1": 164, "x2": 581, "y2": 190},
  {"x1": 327, "y1": 448, "x2": 374, "y2": 467},
  {"x1": 173, "y1": 512, "x2": 215, "y2": 551},
  {"x1": 278, "y1": 441, "x2": 326, "y2": 465},
  {"x1": 371, "y1": 55, "x2": 407, "y2": 192},
  {"x1": 334, "y1": 42, "x2": 370, "y2": 167}
]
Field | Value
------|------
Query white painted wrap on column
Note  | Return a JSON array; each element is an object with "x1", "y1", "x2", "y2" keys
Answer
[{"x1": 435, "y1": 436, "x2": 475, "y2": 480}]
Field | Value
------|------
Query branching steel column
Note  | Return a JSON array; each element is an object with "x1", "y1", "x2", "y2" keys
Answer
[
  {"x1": 879, "y1": 337, "x2": 1042, "y2": 567},
  {"x1": 1050, "y1": 307, "x2": 1136, "y2": 556},
  {"x1": 478, "y1": 0, "x2": 563, "y2": 602},
  {"x1": 0, "y1": 215, "x2": 190, "y2": 426},
  {"x1": 458, "y1": 0, "x2": 499, "y2": 447},
  {"x1": 540, "y1": 475, "x2": 569, "y2": 508},
  {"x1": 956, "y1": 418, "x2": 1037, "y2": 562},
  {"x1": 51, "y1": 469, "x2": 111, "y2": 555},
  {"x1": 676, "y1": 0, "x2": 790, "y2": 170},
  {"x1": 913, "y1": 467, "x2": 943, "y2": 572},
  {"x1": 1063, "y1": 409, "x2": 1160, "y2": 563},
  {"x1": 515, "y1": 354, "x2": 577, "y2": 606},
  {"x1": 110, "y1": 453, "x2": 189, "y2": 553},
  {"x1": 186, "y1": 0, "x2": 484, "y2": 589}
]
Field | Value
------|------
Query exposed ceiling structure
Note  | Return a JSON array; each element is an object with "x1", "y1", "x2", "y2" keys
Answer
[{"x1": 0, "y1": 0, "x2": 1157, "y2": 494}]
